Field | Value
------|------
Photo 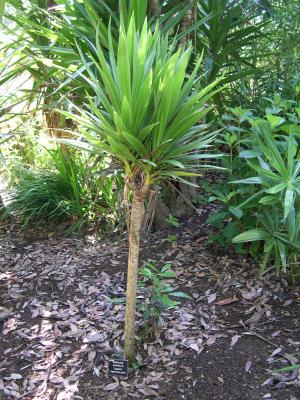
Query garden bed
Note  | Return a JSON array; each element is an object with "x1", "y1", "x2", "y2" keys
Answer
[{"x1": 0, "y1": 210, "x2": 299, "y2": 400}]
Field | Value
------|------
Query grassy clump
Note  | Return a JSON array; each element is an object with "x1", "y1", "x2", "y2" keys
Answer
[{"x1": 7, "y1": 147, "x2": 124, "y2": 232}]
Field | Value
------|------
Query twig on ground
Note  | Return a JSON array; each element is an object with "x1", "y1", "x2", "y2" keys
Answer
[{"x1": 240, "y1": 321, "x2": 299, "y2": 387}]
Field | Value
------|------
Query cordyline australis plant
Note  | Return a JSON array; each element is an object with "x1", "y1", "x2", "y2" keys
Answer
[{"x1": 60, "y1": 16, "x2": 222, "y2": 361}]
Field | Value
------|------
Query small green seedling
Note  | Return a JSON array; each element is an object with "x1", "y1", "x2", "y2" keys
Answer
[
  {"x1": 166, "y1": 214, "x2": 180, "y2": 227},
  {"x1": 138, "y1": 261, "x2": 190, "y2": 341},
  {"x1": 166, "y1": 234, "x2": 177, "y2": 245}
]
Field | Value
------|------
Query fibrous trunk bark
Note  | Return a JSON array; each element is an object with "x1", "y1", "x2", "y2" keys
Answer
[
  {"x1": 124, "y1": 185, "x2": 149, "y2": 361},
  {"x1": 153, "y1": 179, "x2": 198, "y2": 231},
  {"x1": 43, "y1": 96, "x2": 68, "y2": 138},
  {"x1": 43, "y1": 95, "x2": 75, "y2": 153},
  {"x1": 0, "y1": 194, "x2": 4, "y2": 210},
  {"x1": 0, "y1": 194, "x2": 6, "y2": 219},
  {"x1": 148, "y1": 0, "x2": 160, "y2": 17},
  {"x1": 179, "y1": 1, "x2": 197, "y2": 46}
]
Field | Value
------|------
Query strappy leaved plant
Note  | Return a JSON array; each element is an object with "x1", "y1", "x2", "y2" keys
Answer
[
  {"x1": 59, "y1": 16, "x2": 222, "y2": 360},
  {"x1": 232, "y1": 120, "x2": 300, "y2": 276}
]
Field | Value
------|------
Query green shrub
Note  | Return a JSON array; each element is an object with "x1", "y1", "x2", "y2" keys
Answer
[{"x1": 207, "y1": 99, "x2": 300, "y2": 281}]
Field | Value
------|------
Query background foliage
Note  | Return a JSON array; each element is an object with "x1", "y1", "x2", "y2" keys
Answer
[{"x1": 1, "y1": 0, "x2": 299, "y2": 279}]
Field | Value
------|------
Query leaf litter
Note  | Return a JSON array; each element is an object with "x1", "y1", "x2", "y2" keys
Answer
[{"x1": 0, "y1": 213, "x2": 299, "y2": 400}]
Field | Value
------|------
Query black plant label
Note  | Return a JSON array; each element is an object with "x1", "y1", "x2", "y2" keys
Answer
[{"x1": 109, "y1": 353, "x2": 128, "y2": 377}]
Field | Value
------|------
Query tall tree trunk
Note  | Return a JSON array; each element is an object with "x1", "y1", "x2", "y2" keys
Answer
[
  {"x1": 42, "y1": 1, "x2": 75, "y2": 142},
  {"x1": 148, "y1": 0, "x2": 160, "y2": 17},
  {"x1": 180, "y1": 0, "x2": 197, "y2": 46},
  {"x1": 43, "y1": 96, "x2": 65, "y2": 137},
  {"x1": 124, "y1": 184, "x2": 149, "y2": 361},
  {"x1": 0, "y1": 194, "x2": 6, "y2": 218},
  {"x1": 43, "y1": 94, "x2": 75, "y2": 154}
]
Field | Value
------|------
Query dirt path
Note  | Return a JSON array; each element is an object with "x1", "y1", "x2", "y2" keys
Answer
[{"x1": 0, "y1": 213, "x2": 299, "y2": 400}]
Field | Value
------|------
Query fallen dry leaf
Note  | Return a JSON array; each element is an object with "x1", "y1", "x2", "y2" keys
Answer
[
  {"x1": 207, "y1": 293, "x2": 217, "y2": 304},
  {"x1": 216, "y1": 297, "x2": 238, "y2": 306},
  {"x1": 230, "y1": 335, "x2": 241, "y2": 348},
  {"x1": 104, "y1": 382, "x2": 119, "y2": 391},
  {"x1": 245, "y1": 360, "x2": 252, "y2": 373}
]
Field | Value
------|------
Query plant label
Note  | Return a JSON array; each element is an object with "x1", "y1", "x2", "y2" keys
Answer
[{"x1": 109, "y1": 353, "x2": 128, "y2": 377}]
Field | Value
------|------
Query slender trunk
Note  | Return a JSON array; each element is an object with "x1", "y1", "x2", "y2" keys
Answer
[
  {"x1": 180, "y1": 1, "x2": 197, "y2": 46},
  {"x1": 43, "y1": 94, "x2": 74, "y2": 153},
  {"x1": 148, "y1": 0, "x2": 160, "y2": 17},
  {"x1": 43, "y1": 95, "x2": 65, "y2": 138},
  {"x1": 124, "y1": 187, "x2": 148, "y2": 361},
  {"x1": 0, "y1": 194, "x2": 4, "y2": 210},
  {"x1": 0, "y1": 194, "x2": 6, "y2": 219}
]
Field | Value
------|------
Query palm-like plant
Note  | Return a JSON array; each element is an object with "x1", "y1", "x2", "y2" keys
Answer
[
  {"x1": 0, "y1": 0, "x2": 202, "y2": 138},
  {"x1": 0, "y1": 0, "x2": 70, "y2": 135},
  {"x1": 196, "y1": 0, "x2": 267, "y2": 107},
  {"x1": 59, "y1": 16, "x2": 222, "y2": 360}
]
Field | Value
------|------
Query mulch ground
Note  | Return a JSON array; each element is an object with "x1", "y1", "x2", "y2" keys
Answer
[{"x1": 0, "y1": 209, "x2": 300, "y2": 400}]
